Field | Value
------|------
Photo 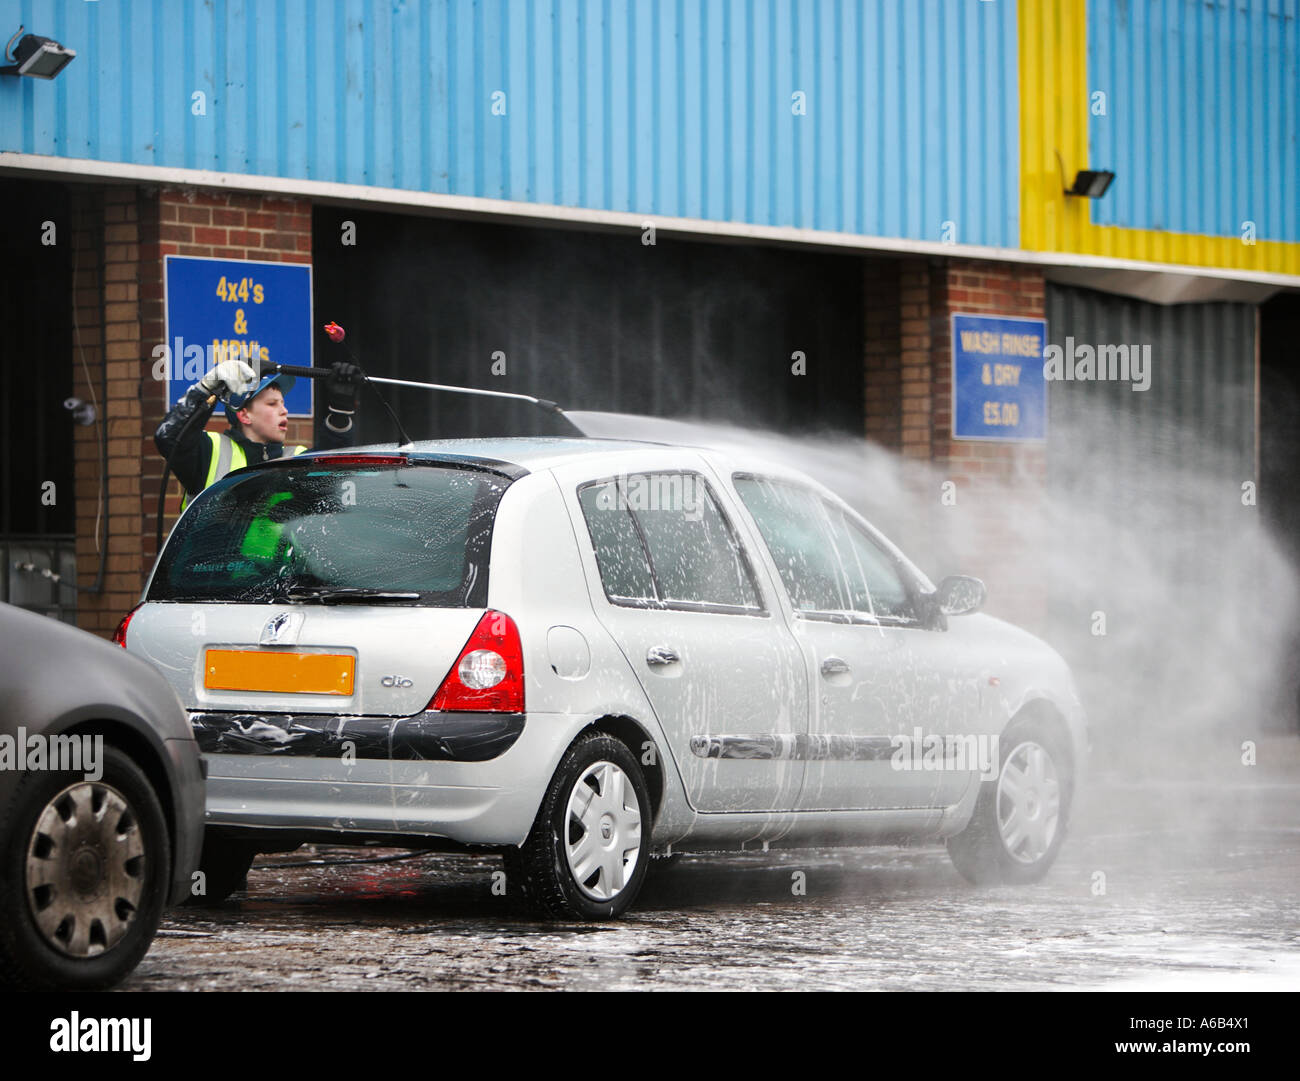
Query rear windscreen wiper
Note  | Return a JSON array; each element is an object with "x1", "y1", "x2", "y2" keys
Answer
[{"x1": 282, "y1": 586, "x2": 422, "y2": 604}]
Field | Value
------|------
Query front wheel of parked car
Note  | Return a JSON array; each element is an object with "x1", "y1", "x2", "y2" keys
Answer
[
  {"x1": 946, "y1": 718, "x2": 1073, "y2": 886},
  {"x1": 0, "y1": 745, "x2": 171, "y2": 991},
  {"x1": 506, "y1": 733, "x2": 651, "y2": 920}
]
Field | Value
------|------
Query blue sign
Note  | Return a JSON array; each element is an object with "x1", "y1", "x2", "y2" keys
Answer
[
  {"x1": 163, "y1": 256, "x2": 313, "y2": 417},
  {"x1": 951, "y1": 313, "x2": 1047, "y2": 441}
]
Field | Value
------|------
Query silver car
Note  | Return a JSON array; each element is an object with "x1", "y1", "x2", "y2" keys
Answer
[
  {"x1": 124, "y1": 438, "x2": 1087, "y2": 919},
  {"x1": 0, "y1": 601, "x2": 205, "y2": 988}
]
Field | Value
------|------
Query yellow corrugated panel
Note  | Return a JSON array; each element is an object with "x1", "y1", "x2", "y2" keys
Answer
[{"x1": 1018, "y1": 0, "x2": 1300, "y2": 277}]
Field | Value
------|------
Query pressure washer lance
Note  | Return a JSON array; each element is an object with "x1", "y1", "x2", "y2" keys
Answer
[
  {"x1": 281, "y1": 365, "x2": 573, "y2": 427},
  {"x1": 276, "y1": 321, "x2": 582, "y2": 443}
]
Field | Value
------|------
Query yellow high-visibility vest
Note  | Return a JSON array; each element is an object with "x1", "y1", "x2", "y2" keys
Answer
[{"x1": 180, "y1": 431, "x2": 307, "y2": 511}]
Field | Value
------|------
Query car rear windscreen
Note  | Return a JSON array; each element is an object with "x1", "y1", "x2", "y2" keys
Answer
[{"x1": 149, "y1": 462, "x2": 509, "y2": 605}]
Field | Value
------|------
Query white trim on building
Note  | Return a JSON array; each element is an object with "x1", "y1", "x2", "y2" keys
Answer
[{"x1": 4, "y1": 151, "x2": 1296, "y2": 303}]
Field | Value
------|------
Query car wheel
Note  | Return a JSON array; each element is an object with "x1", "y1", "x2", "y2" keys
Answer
[
  {"x1": 506, "y1": 733, "x2": 650, "y2": 920},
  {"x1": 185, "y1": 834, "x2": 258, "y2": 905},
  {"x1": 946, "y1": 719, "x2": 1073, "y2": 886},
  {"x1": 0, "y1": 745, "x2": 170, "y2": 990}
]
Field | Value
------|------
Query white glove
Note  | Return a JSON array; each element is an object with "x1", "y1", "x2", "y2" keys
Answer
[{"x1": 198, "y1": 360, "x2": 258, "y2": 397}]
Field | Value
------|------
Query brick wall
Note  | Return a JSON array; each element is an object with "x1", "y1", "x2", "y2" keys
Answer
[
  {"x1": 931, "y1": 261, "x2": 1047, "y2": 484},
  {"x1": 862, "y1": 256, "x2": 1049, "y2": 630},
  {"x1": 70, "y1": 187, "x2": 145, "y2": 636},
  {"x1": 932, "y1": 261, "x2": 1048, "y2": 629},
  {"x1": 863, "y1": 262, "x2": 901, "y2": 450},
  {"x1": 71, "y1": 184, "x2": 313, "y2": 636}
]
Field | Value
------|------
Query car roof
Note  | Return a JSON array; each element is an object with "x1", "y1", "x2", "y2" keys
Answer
[
  {"x1": 306, "y1": 436, "x2": 819, "y2": 486},
  {"x1": 308, "y1": 436, "x2": 700, "y2": 471}
]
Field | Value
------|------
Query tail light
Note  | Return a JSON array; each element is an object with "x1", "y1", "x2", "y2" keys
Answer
[
  {"x1": 113, "y1": 603, "x2": 142, "y2": 648},
  {"x1": 428, "y1": 610, "x2": 524, "y2": 713}
]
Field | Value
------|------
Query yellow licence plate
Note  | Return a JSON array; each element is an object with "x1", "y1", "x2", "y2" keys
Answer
[{"x1": 204, "y1": 649, "x2": 355, "y2": 695}]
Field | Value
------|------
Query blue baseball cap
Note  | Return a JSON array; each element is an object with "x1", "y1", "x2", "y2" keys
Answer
[{"x1": 224, "y1": 372, "x2": 296, "y2": 416}]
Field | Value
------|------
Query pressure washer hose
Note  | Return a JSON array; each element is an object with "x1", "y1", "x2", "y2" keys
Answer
[{"x1": 154, "y1": 392, "x2": 219, "y2": 554}]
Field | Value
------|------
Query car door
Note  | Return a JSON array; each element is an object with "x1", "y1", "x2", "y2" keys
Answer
[
  {"x1": 730, "y1": 474, "x2": 978, "y2": 811},
  {"x1": 559, "y1": 462, "x2": 808, "y2": 813}
]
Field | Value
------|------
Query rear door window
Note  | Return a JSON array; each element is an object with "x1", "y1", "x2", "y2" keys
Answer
[
  {"x1": 577, "y1": 481, "x2": 657, "y2": 603},
  {"x1": 150, "y1": 462, "x2": 509, "y2": 606},
  {"x1": 578, "y1": 472, "x2": 764, "y2": 614}
]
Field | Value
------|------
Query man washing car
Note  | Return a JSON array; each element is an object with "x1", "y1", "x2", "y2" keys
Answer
[{"x1": 155, "y1": 358, "x2": 364, "y2": 509}]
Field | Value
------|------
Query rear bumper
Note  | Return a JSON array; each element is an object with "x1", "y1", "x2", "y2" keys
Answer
[
  {"x1": 190, "y1": 710, "x2": 525, "y2": 762},
  {"x1": 198, "y1": 709, "x2": 592, "y2": 847}
]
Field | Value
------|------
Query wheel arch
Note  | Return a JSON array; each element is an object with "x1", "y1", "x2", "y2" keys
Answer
[
  {"x1": 1003, "y1": 697, "x2": 1077, "y2": 791},
  {"x1": 582, "y1": 715, "x2": 665, "y2": 821}
]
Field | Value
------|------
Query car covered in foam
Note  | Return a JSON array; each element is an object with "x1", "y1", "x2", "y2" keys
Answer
[{"x1": 122, "y1": 437, "x2": 1087, "y2": 918}]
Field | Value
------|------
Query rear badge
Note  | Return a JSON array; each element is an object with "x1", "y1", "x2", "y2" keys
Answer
[{"x1": 260, "y1": 611, "x2": 305, "y2": 646}]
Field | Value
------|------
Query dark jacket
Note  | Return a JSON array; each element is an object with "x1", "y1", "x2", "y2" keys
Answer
[{"x1": 154, "y1": 385, "x2": 355, "y2": 504}]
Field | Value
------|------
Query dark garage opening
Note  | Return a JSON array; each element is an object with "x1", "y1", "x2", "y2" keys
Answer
[
  {"x1": 1260, "y1": 289, "x2": 1300, "y2": 731},
  {"x1": 312, "y1": 208, "x2": 865, "y2": 445},
  {"x1": 0, "y1": 179, "x2": 75, "y2": 617}
]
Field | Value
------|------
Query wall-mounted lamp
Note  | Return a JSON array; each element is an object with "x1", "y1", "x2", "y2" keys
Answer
[
  {"x1": 1065, "y1": 170, "x2": 1115, "y2": 199},
  {"x1": 1, "y1": 26, "x2": 76, "y2": 79},
  {"x1": 1054, "y1": 150, "x2": 1115, "y2": 199}
]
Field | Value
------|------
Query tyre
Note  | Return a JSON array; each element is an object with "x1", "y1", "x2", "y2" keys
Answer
[
  {"x1": 506, "y1": 733, "x2": 651, "y2": 920},
  {"x1": 185, "y1": 833, "x2": 258, "y2": 905},
  {"x1": 946, "y1": 717, "x2": 1073, "y2": 886},
  {"x1": 0, "y1": 744, "x2": 171, "y2": 991}
]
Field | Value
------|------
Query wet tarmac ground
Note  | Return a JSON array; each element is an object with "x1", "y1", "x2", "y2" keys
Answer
[{"x1": 122, "y1": 750, "x2": 1300, "y2": 991}]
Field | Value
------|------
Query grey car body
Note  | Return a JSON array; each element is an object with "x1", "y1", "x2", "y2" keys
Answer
[
  {"x1": 126, "y1": 437, "x2": 1087, "y2": 916},
  {"x1": 0, "y1": 601, "x2": 205, "y2": 986},
  {"x1": 0, "y1": 603, "x2": 204, "y2": 904}
]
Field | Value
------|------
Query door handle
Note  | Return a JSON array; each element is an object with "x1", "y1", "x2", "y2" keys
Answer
[
  {"x1": 646, "y1": 645, "x2": 681, "y2": 667},
  {"x1": 820, "y1": 655, "x2": 850, "y2": 677}
]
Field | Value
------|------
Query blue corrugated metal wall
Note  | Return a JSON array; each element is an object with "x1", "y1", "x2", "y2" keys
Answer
[
  {"x1": 0, "y1": 0, "x2": 1021, "y2": 246},
  {"x1": 1087, "y1": 0, "x2": 1300, "y2": 243}
]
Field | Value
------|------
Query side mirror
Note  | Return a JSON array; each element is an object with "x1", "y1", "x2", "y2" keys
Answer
[{"x1": 936, "y1": 575, "x2": 986, "y2": 616}]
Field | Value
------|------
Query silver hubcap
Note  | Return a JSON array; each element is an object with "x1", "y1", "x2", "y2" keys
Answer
[
  {"x1": 25, "y1": 781, "x2": 147, "y2": 958},
  {"x1": 996, "y1": 741, "x2": 1061, "y2": 864},
  {"x1": 564, "y1": 761, "x2": 642, "y2": 902}
]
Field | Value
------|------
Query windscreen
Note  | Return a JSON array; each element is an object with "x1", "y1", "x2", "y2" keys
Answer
[{"x1": 149, "y1": 462, "x2": 509, "y2": 605}]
